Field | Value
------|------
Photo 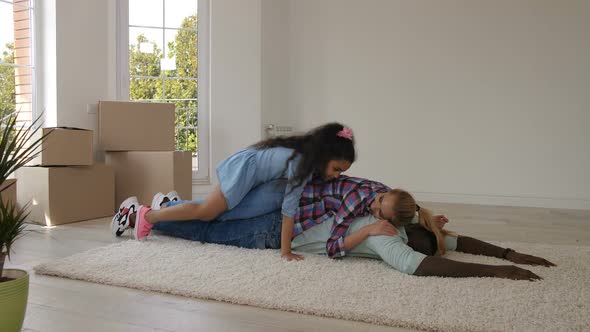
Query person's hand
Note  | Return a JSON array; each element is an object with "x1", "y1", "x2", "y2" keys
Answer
[
  {"x1": 368, "y1": 219, "x2": 398, "y2": 236},
  {"x1": 432, "y1": 215, "x2": 449, "y2": 229},
  {"x1": 281, "y1": 252, "x2": 304, "y2": 261},
  {"x1": 492, "y1": 265, "x2": 542, "y2": 281},
  {"x1": 505, "y1": 251, "x2": 556, "y2": 267}
]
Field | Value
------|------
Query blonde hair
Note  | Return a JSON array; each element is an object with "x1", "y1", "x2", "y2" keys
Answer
[{"x1": 387, "y1": 189, "x2": 453, "y2": 255}]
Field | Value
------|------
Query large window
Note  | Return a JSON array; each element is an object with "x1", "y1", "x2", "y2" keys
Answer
[
  {"x1": 0, "y1": 0, "x2": 35, "y2": 125},
  {"x1": 119, "y1": 0, "x2": 209, "y2": 180}
]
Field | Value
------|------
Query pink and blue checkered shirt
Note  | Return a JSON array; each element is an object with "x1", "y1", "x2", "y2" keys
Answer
[{"x1": 294, "y1": 176, "x2": 390, "y2": 258}]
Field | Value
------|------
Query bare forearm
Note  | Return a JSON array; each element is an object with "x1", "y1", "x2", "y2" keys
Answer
[
  {"x1": 343, "y1": 226, "x2": 371, "y2": 251},
  {"x1": 456, "y1": 235, "x2": 505, "y2": 258},
  {"x1": 281, "y1": 216, "x2": 294, "y2": 255}
]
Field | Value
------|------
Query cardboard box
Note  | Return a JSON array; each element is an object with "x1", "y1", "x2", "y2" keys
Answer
[
  {"x1": 16, "y1": 165, "x2": 115, "y2": 226},
  {"x1": 99, "y1": 101, "x2": 175, "y2": 151},
  {"x1": 105, "y1": 151, "x2": 192, "y2": 206},
  {"x1": 0, "y1": 179, "x2": 17, "y2": 206},
  {"x1": 30, "y1": 127, "x2": 93, "y2": 166}
]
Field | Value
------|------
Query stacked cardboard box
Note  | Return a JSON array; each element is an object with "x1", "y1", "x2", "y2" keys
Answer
[
  {"x1": 17, "y1": 128, "x2": 115, "y2": 226},
  {"x1": 0, "y1": 179, "x2": 17, "y2": 206},
  {"x1": 99, "y1": 101, "x2": 192, "y2": 207}
]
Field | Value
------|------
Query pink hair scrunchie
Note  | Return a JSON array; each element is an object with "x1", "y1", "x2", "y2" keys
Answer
[{"x1": 337, "y1": 127, "x2": 354, "y2": 140}]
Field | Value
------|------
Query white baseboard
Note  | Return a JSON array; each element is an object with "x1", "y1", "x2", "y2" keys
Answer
[
  {"x1": 192, "y1": 183, "x2": 590, "y2": 211},
  {"x1": 413, "y1": 192, "x2": 590, "y2": 211},
  {"x1": 192, "y1": 183, "x2": 216, "y2": 200}
]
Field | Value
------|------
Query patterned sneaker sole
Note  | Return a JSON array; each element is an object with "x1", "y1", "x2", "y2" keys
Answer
[{"x1": 112, "y1": 197, "x2": 139, "y2": 236}]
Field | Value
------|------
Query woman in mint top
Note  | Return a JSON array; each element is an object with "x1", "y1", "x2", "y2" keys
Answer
[{"x1": 147, "y1": 180, "x2": 555, "y2": 280}]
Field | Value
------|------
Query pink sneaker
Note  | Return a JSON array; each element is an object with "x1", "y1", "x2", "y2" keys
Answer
[{"x1": 133, "y1": 206, "x2": 153, "y2": 241}]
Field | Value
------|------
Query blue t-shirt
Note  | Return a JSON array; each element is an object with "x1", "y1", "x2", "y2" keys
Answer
[{"x1": 217, "y1": 147, "x2": 309, "y2": 218}]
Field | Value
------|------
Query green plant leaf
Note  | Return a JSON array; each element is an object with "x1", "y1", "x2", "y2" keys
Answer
[{"x1": 0, "y1": 112, "x2": 49, "y2": 260}]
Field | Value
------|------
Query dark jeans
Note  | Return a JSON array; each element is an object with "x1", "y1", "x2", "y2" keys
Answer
[
  {"x1": 153, "y1": 179, "x2": 436, "y2": 254},
  {"x1": 152, "y1": 180, "x2": 286, "y2": 249},
  {"x1": 153, "y1": 211, "x2": 437, "y2": 255},
  {"x1": 152, "y1": 211, "x2": 283, "y2": 249},
  {"x1": 165, "y1": 180, "x2": 287, "y2": 221}
]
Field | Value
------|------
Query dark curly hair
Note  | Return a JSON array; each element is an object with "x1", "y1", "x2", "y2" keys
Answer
[{"x1": 252, "y1": 123, "x2": 356, "y2": 189}]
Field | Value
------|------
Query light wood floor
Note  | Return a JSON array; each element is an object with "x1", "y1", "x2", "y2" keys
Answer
[{"x1": 7, "y1": 202, "x2": 590, "y2": 332}]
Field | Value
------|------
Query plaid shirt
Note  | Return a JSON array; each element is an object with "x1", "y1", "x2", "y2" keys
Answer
[{"x1": 293, "y1": 176, "x2": 390, "y2": 258}]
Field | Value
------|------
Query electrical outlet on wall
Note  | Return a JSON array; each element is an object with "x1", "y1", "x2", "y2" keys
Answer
[
  {"x1": 86, "y1": 103, "x2": 98, "y2": 115},
  {"x1": 265, "y1": 124, "x2": 293, "y2": 138}
]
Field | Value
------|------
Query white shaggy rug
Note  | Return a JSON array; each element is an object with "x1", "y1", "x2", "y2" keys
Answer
[{"x1": 34, "y1": 236, "x2": 590, "y2": 332}]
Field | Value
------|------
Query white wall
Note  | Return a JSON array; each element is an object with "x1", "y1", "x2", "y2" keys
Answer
[
  {"x1": 37, "y1": 0, "x2": 117, "y2": 160},
  {"x1": 261, "y1": 0, "x2": 292, "y2": 134},
  {"x1": 209, "y1": 0, "x2": 262, "y2": 178},
  {"x1": 36, "y1": 0, "x2": 57, "y2": 127},
  {"x1": 42, "y1": 0, "x2": 590, "y2": 209},
  {"x1": 39, "y1": 0, "x2": 263, "y2": 197},
  {"x1": 54, "y1": 0, "x2": 117, "y2": 130},
  {"x1": 282, "y1": 0, "x2": 590, "y2": 209},
  {"x1": 193, "y1": 0, "x2": 264, "y2": 197}
]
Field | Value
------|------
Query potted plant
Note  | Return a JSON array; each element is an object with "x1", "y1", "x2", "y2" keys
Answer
[{"x1": 0, "y1": 113, "x2": 48, "y2": 332}]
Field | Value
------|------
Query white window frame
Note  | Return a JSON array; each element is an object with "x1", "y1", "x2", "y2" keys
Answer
[
  {"x1": 0, "y1": 0, "x2": 38, "y2": 123},
  {"x1": 116, "y1": 0, "x2": 210, "y2": 183}
]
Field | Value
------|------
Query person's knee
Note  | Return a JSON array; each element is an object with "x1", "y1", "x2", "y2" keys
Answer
[
  {"x1": 179, "y1": 202, "x2": 221, "y2": 221},
  {"x1": 200, "y1": 213, "x2": 217, "y2": 222},
  {"x1": 197, "y1": 205, "x2": 222, "y2": 221},
  {"x1": 406, "y1": 225, "x2": 437, "y2": 256},
  {"x1": 183, "y1": 203, "x2": 203, "y2": 219}
]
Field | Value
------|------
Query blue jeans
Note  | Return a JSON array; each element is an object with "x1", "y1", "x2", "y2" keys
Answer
[
  {"x1": 152, "y1": 180, "x2": 287, "y2": 249},
  {"x1": 165, "y1": 179, "x2": 287, "y2": 221},
  {"x1": 152, "y1": 211, "x2": 283, "y2": 249}
]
